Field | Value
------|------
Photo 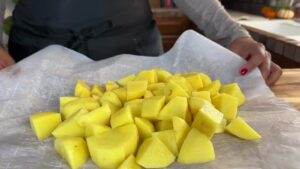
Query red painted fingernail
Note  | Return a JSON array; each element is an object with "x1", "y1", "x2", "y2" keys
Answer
[
  {"x1": 246, "y1": 55, "x2": 251, "y2": 61},
  {"x1": 240, "y1": 68, "x2": 248, "y2": 76}
]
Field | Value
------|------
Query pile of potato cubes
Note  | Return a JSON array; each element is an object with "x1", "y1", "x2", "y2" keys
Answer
[{"x1": 29, "y1": 68, "x2": 261, "y2": 169}]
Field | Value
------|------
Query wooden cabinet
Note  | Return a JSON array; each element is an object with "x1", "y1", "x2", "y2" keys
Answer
[{"x1": 152, "y1": 9, "x2": 195, "y2": 51}]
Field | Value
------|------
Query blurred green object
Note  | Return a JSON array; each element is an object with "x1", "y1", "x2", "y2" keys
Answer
[
  {"x1": 12, "y1": 0, "x2": 20, "y2": 4},
  {"x1": 3, "y1": 16, "x2": 13, "y2": 35}
]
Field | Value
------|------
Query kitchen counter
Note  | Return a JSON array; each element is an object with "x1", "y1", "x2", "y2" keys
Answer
[
  {"x1": 228, "y1": 10, "x2": 268, "y2": 21},
  {"x1": 271, "y1": 69, "x2": 300, "y2": 110}
]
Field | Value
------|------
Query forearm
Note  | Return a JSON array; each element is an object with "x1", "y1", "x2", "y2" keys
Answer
[{"x1": 174, "y1": 0, "x2": 250, "y2": 47}]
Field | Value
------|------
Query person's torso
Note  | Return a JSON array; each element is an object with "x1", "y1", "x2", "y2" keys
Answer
[
  {"x1": 9, "y1": 0, "x2": 162, "y2": 61},
  {"x1": 13, "y1": 0, "x2": 152, "y2": 30}
]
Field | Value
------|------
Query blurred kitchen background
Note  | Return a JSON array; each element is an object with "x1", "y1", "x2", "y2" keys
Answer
[{"x1": 1, "y1": 0, "x2": 300, "y2": 68}]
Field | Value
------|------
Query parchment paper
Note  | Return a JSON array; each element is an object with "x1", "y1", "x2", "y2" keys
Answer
[{"x1": 0, "y1": 30, "x2": 299, "y2": 169}]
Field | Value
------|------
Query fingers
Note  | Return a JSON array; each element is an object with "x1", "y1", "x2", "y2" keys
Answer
[
  {"x1": 266, "y1": 62, "x2": 282, "y2": 86},
  {"x1": 258, "y1": 51, "x2": 271, "y2": 80},
  {"x1": 0, "y1": 49, "x2": 15, "y2": 69},
  {"x1": 0, "y1": 60, "x2": 6, "y2": 70},
  {"x1": 239, "y1": 43, "x2": 267, "y2": 76}
]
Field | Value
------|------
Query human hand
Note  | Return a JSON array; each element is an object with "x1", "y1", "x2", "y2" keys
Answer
[
  {"x1": 0, "y1": 48, "x2": 15, "y2": 70},
  {"x1": 229, "y1": 37, "x2": 282, "y2": 86}
]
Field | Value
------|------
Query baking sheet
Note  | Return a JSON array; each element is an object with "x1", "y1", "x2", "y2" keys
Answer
[{"x1": 0, "y1": 30, "x2": 299, "y2": 169}]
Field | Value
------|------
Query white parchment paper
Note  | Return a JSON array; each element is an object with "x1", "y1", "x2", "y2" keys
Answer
[{"x1": 0, "y1": 30, "x2": 299, "y2": 169}]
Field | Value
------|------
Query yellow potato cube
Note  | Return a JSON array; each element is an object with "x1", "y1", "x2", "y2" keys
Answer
[
  {"x1": 168, "y1": 75, "x2": 193, "y2": 93},
  {"x1": 166, "y1": 81, "x2": 189, "y2": 100},
  {"x1": 59, "y1": 97, "x2": 78, "y2": 113},
  {"x1": 105, "y1": 81, "x2": 120, "y2": 91},
  {"x1": 100, "y1": 91, "x2": 122, "y2": 107},
  {"x1": 155, "y1": 120, "x2": 173, "y2": 131},
  {"x1": 152, "y1": 86, "x2": 171, "y2": 97},
  {"x1": 117, "y1": 74, "x2": 136, "y2": 86},
  {"x1": 136, "y1": 137, "x2": 175, "y2": 168},
  {"x1": 212, "y1": 93, "x2": 239, "y2": 120},
  {"x1": 113, "y1": 124, "x2": 139, "y2": 156},
  {"x1": 62, "y1": 98, "x2": 100, "y2": 120},
  {"x1": 215, "y1": 118, "x2": 227, "y2": 134},
  {"x1": 192, "y1": 103, "x2": 223, "y2": 139},
  {"x1": 77, "y1": 104, "x2": 111, "y2": 126},
  {"x1": 152, "y1": 130, "x2": 178, "y2": 156},
  {"x1": 200, "y1": 80, "x2": 221, "y2": 97},
  {"x1": 141, "y1": 96, "x2": 165, "y2": 120},
  {"x1": 110, "y1": 107, "x2": 134, "y2": 128},
  {"x1": 172, "y1": 117, "x2": 190, "y2": 149},
  {"x1": 91, "y1": 84, "x2": 104, "y2": 96},
  {"x1": 102, "y1": 101, "x2": 121, "y2": 114},
  {"x1": 156, "y1": 68, "x2": 172, "y2": 83},
  {"x1": 147, "y1": 83, "x2": 166, "y2": 91},
  {"x1": 159, "y1": 97, "x2": 188, "y2": 120},
  {"x1": 135, "y1": 69, "x2": 158, "y2": 84},
  {"x1": 74, "y1": 80, "x2": 91, "y2": 98},
  {"x1": 124, "y1": 99, "x2": 143, "y2": 117},
  {"x1": 113, "y1": 87, "x2": 127, "y2": 103},
  {"x1": 178, "y1": 128, "x2": 215, "y2": 164},
  {"x1": 191, "y1": 91, "x2": 211, "y2": 102},
  {"x1": 54, "y1": 137, "x2": 89, "y2": 169},
  {"x1": 220, "y1": 83, "x2": 246, "y2": 106},
  {"x1": 91, "y1": 94, "x2": 101, "y2": 101},
  {"x1": 89, "y1": 139, "x2": 125, "y2": 169},
  {"x1": 185, "y1": 74, "x2": 203, "y2": 90},
  {"x1": 30, "y1": 112, "x2": 61, "y2": 140},
  {"x1": 135, "y1": 117, "x2": 155, "y2": 139},
  {"x1": 52, "y1": 109, "x2": 87, "y2": 138},
  {"x1": 198, "y1": 73, "x2": 212, "y2": 87},
  {"x1": 117, "y1": 155, "x2": 141, "y2": 169},
  {"x1": 188, "y1": 97, "x2": 210, "y2": 115},
  {"x1": 126, "y1": 80, "x2": 148, "y2": 101},
  {"x1": 183, "y1": 72, "x2": 211, "y2": 85},
  {"x1": 226, "y1": 117, "x2": 261, "y2": 140},
  {"x1": 85, "y1": 124, "x2": 111, "y2": 137},
  {"x1": 87, "y1": 124, "x2": 139, "y2": 169},
  {"x1": 144, "y1": 90, "x2": 154, "y2": 99}
]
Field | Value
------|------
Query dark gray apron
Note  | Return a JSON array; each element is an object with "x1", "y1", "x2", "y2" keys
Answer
[{"x1": 8, "y1": 0, "x2": 163, "y2": 62}]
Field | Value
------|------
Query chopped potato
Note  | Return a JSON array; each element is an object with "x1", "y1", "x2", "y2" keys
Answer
[
  {"x1": 30, "y1": 68, "x2": 256, "y2": 169},
  {"x1": 74, "y1": 80, "x2": 91, "y2": 98},
  {"x1": 159, "y1": 97, "x2": 188, "y2": 120},
  {"x1": 141, "y1": 96, "x2": 165, "y2": 120},
  {"x1": 135, "y1": 117, "x2": 155, "y2": 139},
  {"x1": 117, "y1": 155, "x2": 141, "y2": 169},
  {"x1": 178, "y1": 128, "x2": 215, "y2": 164},
  {"x1": 30, "y1": 112, "x2": 61, "y2": 140},
  {"x1": 105, "y1": 81, "x2": 120, "y2": 91},
  {"x1": 136, "y1": 137, "x2": 175, "y2": 168},
  {"x1": 55, "y1": 137, "x2": 89, "y2": 169},
  {"x1": 226, "y1": 117, "x2": 261, "y2": 140},
  {"x1": 127, "y1": 81, "x2": 148, "y2": 101}
]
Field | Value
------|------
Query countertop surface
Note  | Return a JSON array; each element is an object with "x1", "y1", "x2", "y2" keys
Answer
[
  {"x1": 271, "y1": 69, "x2": 300, "y2": 110},
  {"x1": 227, "y1": 10, "x2": 268, "y2": 21}
]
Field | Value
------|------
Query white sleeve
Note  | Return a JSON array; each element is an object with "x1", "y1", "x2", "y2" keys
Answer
[{"x1": 173, "y1": 0, "x2": 251, "y2": 47}]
